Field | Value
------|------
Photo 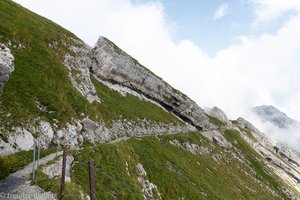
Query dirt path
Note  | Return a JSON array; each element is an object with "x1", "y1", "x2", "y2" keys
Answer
[{"x1": 0, "y1": 151, "x2": 62, "y2": 200}]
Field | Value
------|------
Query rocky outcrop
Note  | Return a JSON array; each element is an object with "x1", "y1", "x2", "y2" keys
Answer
[
  {"x1": 207, "y1": 106, "x2": 234, "y2": 128},
  {"x1": 169, "y1": 139, "x2": 210, "y2": 155},
  {"x1": 278, "y1": 147, "x2": 300, "y2": 167},
  {"x1": 0, "y1": 117, "x2": 194, "y2": 154},
  {"x1": 208, "y1": 107, "x2": 229, "y2": 124},
  {"x1": 42, "y1": 155, "x2": 74, "y2": 182},
  {"x1": 201, "y1": 130, "x2": 231, "y2": 148},
  {"x1": 36, "y1": 121, "x2": 54, "y2": 148},
  {"x1": 236, "y1": 117, "x2": 261, "y2": 134},
  {"x1": 257, "y1": 145, "x2": 300, "y2": 183},
  {"x1": 235, "y1": 117, "x2": 300, "y2": 195},
  {"x1": 81, "y1": 118, "x2": 195, "y2": 144},
  {"x1": 90, "y1": 37, "x2": 213, "y2": 130},
  {"x1": 5, "y1": 128, "x2": 34, "y2": 152},
  {"x1": 137, "y1": 163, "x2": 162, "y2": 199},
  {"x1": 0, "y1": 44, "x2": 14, "y2": 94},
  {"x1": 64, "y1": 39, "x2": 100, "y2": 103}
]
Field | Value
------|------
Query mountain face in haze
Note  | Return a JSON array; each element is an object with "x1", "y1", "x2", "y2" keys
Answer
[
  {"x1": 253, "y1": 105, "x2": 299, "y2": 128},
  {"x1": 1, "y1": 0, "x2": 300, "y2": 199}
]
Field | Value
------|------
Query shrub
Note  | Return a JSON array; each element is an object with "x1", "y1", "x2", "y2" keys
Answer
[{"x1": 0, "y1": 154, "x2": 16, "y2": 179}]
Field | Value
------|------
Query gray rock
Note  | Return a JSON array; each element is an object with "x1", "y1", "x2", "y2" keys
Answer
[
  {"x1": 201, "y1": 130, "x2": 231, "y2": 148},
  {"x1": 253, "y1": 105, "x2": 298, "y2": 129},
  {"x1": 256, "y1": 145, "x2": 300, "y2": 184},
  {"x1": 81, "y1": 117, "x2": 194, "y2": 144},
  {"x1": 91, "y1": 36, "x2": 213, "y2": 130},
  {"x1": 8, "y1": 128, "x2": 34, "y2": 151},
  {"x1": 0, "y1": 140, "x2": 15, "y2": 155},
  {"x1": 137, "y1": 163, "x2": 162, "y2": 199},
  {"x1": 278, "y1": 147, "x2": 300, "y2": 167},
  {"x1": 53, "y1": 122, "x2": 82, "y2": 147},
  {"x1": 236, "y1": 117, "x2": 277, "y2": 149},
  {"x1": 236, "y1": 117, "x2": 261, "y2": 134},
  {"x1": 208, "y1": 107, "x2": 229, "y2": 124},
  {"x1": 0, "y1": 44, "x2": 14, "y2": 94},
  {"x1": 81, "y1": 118, "x2": 112, "y2": 143},
  {"x1": 36, "y1": 121, "x2": 54, "y2": 148},
  {"x1": 64, "y1": 39, "x2": 100, "y2": 103},
  {"x1": 169, "y1": 139, "x2": 210, "y2": 155},
  {"x1": 42, "y1": 155, "x2": 74, "y2": 182}
]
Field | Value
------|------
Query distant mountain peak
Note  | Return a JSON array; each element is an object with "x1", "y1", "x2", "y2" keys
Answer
[{"x1": 253, "y1": 105, "x2": 298, "y2": 129}]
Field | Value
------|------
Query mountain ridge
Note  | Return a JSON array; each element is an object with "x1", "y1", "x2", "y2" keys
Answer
[
  {"x1": 253, "y1": 105, "x2": 299, "y2": 129},
  {"x1": 1, "y1": 0, "x2": 300, "y2": 199}
]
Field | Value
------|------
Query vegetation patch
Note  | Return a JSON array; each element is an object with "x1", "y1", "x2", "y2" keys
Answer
[
  {"x1": 0, "y1": 0, "x2": 180, "y2": 130},
  {"x1": 207, "y1": 114, "x2": 226, "y2": 127},
  {"x1": 223, "y1": 129, "x2": 289, "y2": 198},
  {"x1": 237, "y1": 126, "x2": 256, "y2": 141},
  {"x1": 36, "y1": 132, "x2": 291, "y2": 199},
  {"x1": 0, "y1": 148, "x2": 56, "y2": 180},
  {"x1": 91, "y1": 76, "x2": 181, "y2": 126}
]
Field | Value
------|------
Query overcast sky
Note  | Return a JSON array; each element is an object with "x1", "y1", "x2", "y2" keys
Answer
[{"x1": 12, "y1": 0, "x2": 300, "y2": 125}]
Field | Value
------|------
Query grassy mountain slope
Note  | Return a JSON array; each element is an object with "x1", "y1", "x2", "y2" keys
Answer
[
  {"x1": 35, "y1": 131, "x2": 291, "y2": 199},
  {"x1": 0, "y1": 0, "x2": 180, "y2": 132},
  {"x1": 0, "y1": 1, "x2": 298, "y2": 199}
]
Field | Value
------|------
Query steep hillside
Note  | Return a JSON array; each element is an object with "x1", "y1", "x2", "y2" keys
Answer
[
  {"x1": 1, "y1": 0, "x2": 300, "y2": 199},
  {"x1": 0, "y1": 0, "x2": 191, "y2": 155},
  {"x1": 35, "y1": 131, "x2": 295, "y2": 200}
]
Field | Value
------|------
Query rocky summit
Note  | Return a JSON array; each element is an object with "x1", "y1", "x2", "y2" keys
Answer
[
  {"x1": 253, "y1": 105, "x2": 299, "y2": 129},
  {"x1": 0, "y1": 0, "x2": 300, "y2": 199}
]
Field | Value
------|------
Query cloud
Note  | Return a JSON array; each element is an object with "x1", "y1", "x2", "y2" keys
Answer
[
  {"x1": 250, "y1": 0, "x2": 300, "y2": 25},
  {"x1": 213, "y1": 3, "x2": 229, "y2": 20},
  {"x1": 12, "y1": 0, "x2": 300, "y2": 150},
  {"x1": 246, "y1": 112, "x2": 300, "y2": 152}
]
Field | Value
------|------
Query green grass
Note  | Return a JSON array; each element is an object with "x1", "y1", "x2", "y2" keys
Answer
[
  {"x1": 207, "y1": 114, "x2": 226, "y2": 127},
  {"x1": 237, "y1": 126, "x2": 256, "y2": 141},
  {"x1": 0, "y1": 0, "x2": 90, "y2": 128},
  {"x1": 36, "y1": 132, "x2": 291, "y2": 199},
  {"x1": 0, "y1": 0, "x2": 180, "y2": 131},
  {"x1": 90, "y1": 76, "x2": 181, "y2": 125},
  {"x1": 223, "y1": 129, "x2": 289, "y2": 198}
]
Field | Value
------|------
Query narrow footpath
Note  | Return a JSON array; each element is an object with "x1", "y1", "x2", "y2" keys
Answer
[{"x1": 0, "y1": 151, "x2": 62, "y2": 200}]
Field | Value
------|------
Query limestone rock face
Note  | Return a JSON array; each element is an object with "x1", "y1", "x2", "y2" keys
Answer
[
  {"x1": 8, "y1": 128, "x2": 34, "y2": 151},
  {"x1": 201, "y1": 130, "x2": 231, "y2": 148},
  {"x1": 169, "y1": 139, "x2": 210, "y2": 155},
  {"x1": 80, "y1": 118, "x2": 194, "y2": 144},
  {"x1": 0, "y1": 44, "x2": 14, "y2": 94},
  {"x1": 42, "y1": 155, "x2": 74, "y2": 182},
  {"x1": 36, "y1": 121, "x2": 54, "y2": 148},
  {"x1": 208, "y1": 107, "x2": 229, "y2": 123},
  {"x1": 236, "y1": 117, "x2": 261, "y2": 134},
  {"x1": 91, "y1": 37, "x2": 212, "y2": 130},
  {"x1": 207, "y1": 106, "x2": 233, "y2": 128},
  {"x1": 64, "y1": 39, "x2": 100, "y2": 103}
]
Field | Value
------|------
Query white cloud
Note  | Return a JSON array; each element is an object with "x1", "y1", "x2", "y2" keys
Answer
[
  {"x1": 12, "y1": 0, "x2": 300, "y2": 150},
  {"x1": 250, "y1": 0, "x2": 300, "y2": 25},
  {"x1": 213, "y1": 3, "x2": 229, "y2": 20}
]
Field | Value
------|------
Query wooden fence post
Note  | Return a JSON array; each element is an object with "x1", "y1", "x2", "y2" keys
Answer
[
  {"x1": 60, "y1": 146, "x2": 67, "y2": 200},
  {"x1": 89, "y1": 160, "x2": 96, "y2": 200}
]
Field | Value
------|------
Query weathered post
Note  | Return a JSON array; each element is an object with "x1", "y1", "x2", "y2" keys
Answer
[
  {"x1": 89, "y1": 160, "x2": 96, "y2": 200},
  {"x1": 37, "y1": 140, "x2": 40, "y2": 168},
  {"x1": 59, "y1": 146, "x2": 67, "y2": 200}
]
